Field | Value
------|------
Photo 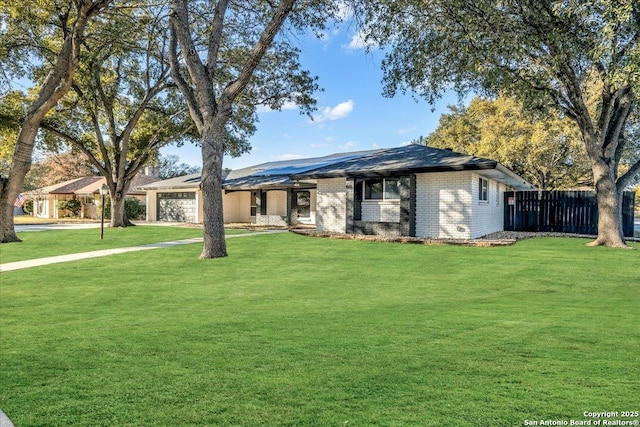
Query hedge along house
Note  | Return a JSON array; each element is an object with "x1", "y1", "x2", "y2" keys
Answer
[
  {"x1": 291, "y1": 144, "x2": 535, "y2": 239},
  {"x1": 140, "y1": 151, "x2": 379, "y2": 225}
]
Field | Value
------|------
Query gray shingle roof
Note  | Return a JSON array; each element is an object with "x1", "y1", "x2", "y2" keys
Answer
[
  {"x1": 136, "y1": 145, "x2": 534, "y2": 191},
  {"x1": 291, "y1": 144, "x2": 498, "y2": 179}
]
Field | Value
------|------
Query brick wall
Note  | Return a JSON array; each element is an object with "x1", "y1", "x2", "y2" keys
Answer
[
  {"x1": 415, "y1": 172, "x2": 506, "y2": 239},
  {"x1": 415, "y1": 172, "x2": 473, "y2": 239},
  {"x1": 470, "y1": 175, "x2": 505, "y2": 238},
  {"x1": 361, "y1": 200, "x2": 401, "y2": 222},
  {"x1": 316, "y1": 178, "x2": 347, "y2": 233}
]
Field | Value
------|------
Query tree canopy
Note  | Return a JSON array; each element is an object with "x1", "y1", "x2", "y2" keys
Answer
[
  {"x1": 0, "y1": 0, "x2": 112, "y2": 242},
  {"x1": 169, "y1": 0, "x2": 344, "y2": 258},
  {"x1": 39, "y1": 1, "x2": 196, "y2": 227},
  {"x1": 358, "y1": 0, "x2": 640, "y2": 247},
  {"x1": 426, "y1": 96, "x2": 591, "y2": 190}
]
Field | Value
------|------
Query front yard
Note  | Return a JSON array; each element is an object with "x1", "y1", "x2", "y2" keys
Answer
[{"x1": 0, "y1": 230, "x2": 638, "y2": 426}]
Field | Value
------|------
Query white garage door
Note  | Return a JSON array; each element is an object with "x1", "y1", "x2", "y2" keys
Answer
[{"x1": 158, "y1": 192, "x2": 197, "y2": 222}]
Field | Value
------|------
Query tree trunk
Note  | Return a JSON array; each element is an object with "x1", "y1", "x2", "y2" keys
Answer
[
  {"x1": 0, "y1": 178, "x2": 20, "y2": 243},
  {"x1": 0, "y1": 124, "x2": 40, "y2": 243},
  {"x1": 587, "y1": 162, "x2": 629, "y2": 248},
  {"x1": 199, "y1": 120, "x2": 227, "y2": 259},
  {"x1": 109, "y1": 194, "x2": 132, "y2": 227},
  {"x1": 109, "y1": 181, "x2": 133, "y2": 227}
]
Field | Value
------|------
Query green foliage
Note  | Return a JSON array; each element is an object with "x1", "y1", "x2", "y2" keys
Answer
[
  {"x1": 156, "y1": 154, "x2": 201, "y2": 179},
  {"x1": 22, "y1": 198, "x2": 33, "y2": 214},
  {"x1": 102, "y1": 197, "x2": 146, "y2": 220},
  {"x1": 1, "y1": 233, "x2": 638, "y2": 425},
  {"x1": 57, "y1": 198, "x2": 82, "y2": 217},
  {"x1": 426, "y1": 96, "x2": 592, "y2": 189},
  {"x1": 124, "y1": 197, "x2": 146, "y2": 220}
]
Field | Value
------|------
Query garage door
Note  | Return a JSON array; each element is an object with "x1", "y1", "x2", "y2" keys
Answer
[{"x1": 158, "y1": 192, "x2": 197, "y2": 222}]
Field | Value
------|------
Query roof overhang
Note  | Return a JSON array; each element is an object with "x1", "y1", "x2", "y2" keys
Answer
[{"x1": 479, "y1": 164, "x2": 536, "y2": 190}]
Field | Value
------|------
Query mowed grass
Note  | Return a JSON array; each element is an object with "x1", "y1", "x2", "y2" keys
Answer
[
  {"x1": 0, "y1": 232, "x2": 638, "y2": 426},
  {"x1": 0, "y1": 225, "x2": 251, "y2": 263}
]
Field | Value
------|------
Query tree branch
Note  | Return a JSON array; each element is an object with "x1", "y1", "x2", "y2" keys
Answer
[
  {"x1": 168, "y1": 10, "x2": 204, "y2": 131},
  {"x1": 223, "y1": 0, "x2": 296, "y2": 103}
]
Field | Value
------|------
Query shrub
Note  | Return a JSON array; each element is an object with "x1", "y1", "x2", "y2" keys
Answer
[
  {"x1": 125, "y1": 197, "x2": 146, "y2": 220},
  {"x1": 58, "y1": 199, "x2": 82, "y2": 217},
  {"x1": 102, "y1": 197, "x2": 146, "y2": 220},
  {"x1": 22, "y1": 199, "x2": 33, "y2": 215}
]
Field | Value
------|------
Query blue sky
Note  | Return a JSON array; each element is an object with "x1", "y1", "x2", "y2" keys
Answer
[{"x1": 162, "y1": 22, "x2": 464, "y2": 170}]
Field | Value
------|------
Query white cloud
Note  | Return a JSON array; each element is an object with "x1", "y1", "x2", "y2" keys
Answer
[
  {"x1": 335, "y1": 2, "x2": 353, "y2": 21},
  {"x1": 310, "y1": 142, "x2": 331, "y2": 149},
  {"x1": 339, "y1": 141, "x2": 358, "y2": 151},
  {"x1": 342, "y1": 30, "x2": 378, "y2": 51},
  {"x1": 313, "y1": 99, "x2": 355, "y2": 123},
  {"x1": 397, "y1": 126, "x2": 416, "y2": 135},
  {"x1": 399, "y1": 141, "x2": 413, "y2": 147},
  {"x1": 256, "y1": 100, "x2": 298, "y2": 114}
]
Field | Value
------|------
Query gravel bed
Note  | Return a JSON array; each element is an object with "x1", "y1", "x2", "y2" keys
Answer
[{"x1": 481, "y1": 230, "x2": 639, "y2": 242}]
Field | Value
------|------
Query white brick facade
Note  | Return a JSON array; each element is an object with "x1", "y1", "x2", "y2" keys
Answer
[
  {"x1": 361, "y1": 200, "x2": 401, "y2": 222},
  {"x1": 316, "y1": 178, "x2": 348, "y2": 233},
  {"x1": 414, "y1": 172, "x2": 505, "y2": 239},
  {"x1": 470, "y1": 175, "x2": 505, "y2": 238},
  {"x1": 415, "y1": 172, "x2": 473, "y2": 239},
  {"x1": 316, "y1": 172, "x2": 507, "y2": 238}
]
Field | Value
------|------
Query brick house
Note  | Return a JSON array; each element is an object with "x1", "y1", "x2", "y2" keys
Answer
[
  {"x1": 140, "y1": 145, "x2": 533, "y2": 238},
  {"x1": 139, "y1": 151, "x2": 377, "y2": 225},
  {"x1": 291, "y1": 144, "x2": 534, "y2": 239}
]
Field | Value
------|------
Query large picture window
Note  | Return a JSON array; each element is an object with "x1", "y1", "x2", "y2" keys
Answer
[{"x1": 364, "y1": 178, "x2": 400, "y2": 200}]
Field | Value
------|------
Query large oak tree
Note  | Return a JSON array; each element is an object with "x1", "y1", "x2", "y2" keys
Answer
[
  {"x1": 0, "y1": 0, "x2": 112, "y2": 242},
  {"x1": 169, "y1": 0, "x2": 341, "y2": 258},
  {"x1": 40, "y1": 3, "x2": 196, "y2": 227},
  {"x1": 357, "y1": 0, "x2": 640, "y2": 247}
]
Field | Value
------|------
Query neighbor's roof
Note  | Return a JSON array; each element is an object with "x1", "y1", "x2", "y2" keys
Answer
[
  {"x1": 28, "y1": 175, "x2": 161, "y2": 195},
  {"x1": 34, "y1": 176, "x2": 103, "y2": 195}
]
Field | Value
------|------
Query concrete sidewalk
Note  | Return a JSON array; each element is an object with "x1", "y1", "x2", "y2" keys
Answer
[
  {"x1": 0, "y1": 408, "x2": 15, "y2": 427},
  {"x1": 0, "y1": 230, "x2": 286, "y2": 273}
]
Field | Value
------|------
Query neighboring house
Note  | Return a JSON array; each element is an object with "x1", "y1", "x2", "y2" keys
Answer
[
  {"x1": 140, "y1": 145, "x2": 533, "y2": 238},
  {"x1": 26, "y1": 174, "x2": 159, "y2": 220}
]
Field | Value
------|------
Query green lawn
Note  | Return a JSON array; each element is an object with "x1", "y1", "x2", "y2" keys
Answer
[
  {"x1": 1, "y1": 232, "x2": 638, "y2": 426},
  {"x1": 1, "y1": 226, "x2": 250, "y2": 263}
]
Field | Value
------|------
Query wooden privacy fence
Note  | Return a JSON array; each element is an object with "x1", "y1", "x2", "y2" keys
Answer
[{"x1": 504, "y1": 191, "x2": 636, "y2": 237}]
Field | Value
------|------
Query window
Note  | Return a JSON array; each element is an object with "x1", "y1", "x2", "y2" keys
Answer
[
  {"x1": 364, "y1": 178, "x2": 400, "y2": 200},
  {"x1": 479, "y1": 178, "x2": 489, "y2": 202}
]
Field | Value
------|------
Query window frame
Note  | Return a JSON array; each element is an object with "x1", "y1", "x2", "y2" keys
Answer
[
  {"x1": 363, "y1": 178, "x2": 401, "y2": 201},
  {"x1": 479, "y1": 177, "x2": 489, "y2": 202}
]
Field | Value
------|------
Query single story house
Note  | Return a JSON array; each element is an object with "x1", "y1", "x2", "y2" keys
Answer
[
  {"x1": 25, "y1": 174, "x2": 159, "y2": 220},
  {"x1": 140, "y1": 144, "x2": 533, "y2": 239},
  {"x1": 139, "y1": 151, "x2": 378, "y2": 225},
  {"x1": 291, "y1": 144, "x2": 534, "y2": 239}
]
